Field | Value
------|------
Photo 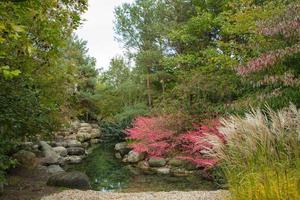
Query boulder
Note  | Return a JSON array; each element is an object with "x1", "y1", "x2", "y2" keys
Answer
[
  {"x1": 65, "y1": 134, "x2": 77, "y2": 140},
  {"x1": 47, "y1": 171, "x2": 91, "y2": 190},
  {"x1": 168, "y1": 158, "x2": 186, "y2": 167},
  {"x1": 76, "y1": 132, "x2": 91, "y2": 142},
  {"x1": 115, "y1": 152, "x2": 122, "y2": 159},
  {"x1": 170, "y1": 168, "x2": 195, "y2": 177},
  {"x1": 47, "y1": 165, "x2": 65, "y2": 174},
  {"x1": 78, "y1": 125, "x2": 92, "y2": 133},
  {"x1": 71, "y1": 120, "x2": 81, "y2": 130},
  {"x1": 67, "y1": 147, "x2": 85, "y2": 156},
  {"x1": 183, "y1": 161, "x2": 198, "y2": 170},
  {"x1": 168, "y1": 158, "x2": 198, "y2": 170},
  {"x1": 137, "y1": 161, "x2": 155, "y2": 175},
  {"x1": 152, "y1": 167, "x2": 170, "y2": 175},
  {"x1": 90, "y1": 139, "x2": 100, "y2": 144},
  {"x1": 137, "y1": 160, "x2": 150, "y2": 170},
  {"x1": 40, "y1": 141, "x2": 60, "y2": 165},
  {"x1": 64, "y1": 156, "x2": 83, "y2": 164},
  {"x1": 66, "y1": 140, "x2": 82, "y2": 148},
  {"x1": 80, "y1": 123, "x2": 92, "y2": 128},
  {"x1": 53, "y1": 146, "x2": 67, "y2": 157},
  {"x1": 115, "y1": 142, "x2": 131, "y2": 155},
  {"x1": 55, "y1": 141, "x2": 67, "y2": 148},
  {"x1": 90, "y1": 129, "x2": 101, "y2": 139},
  {"x1": 123, "y1": 151, "x2": 145, "y2": 163},
  {"x1": 148, "y1": 157, "x2": 166, "y2": 167},
  {"x1": 20, "y1": 142, "x2": 34, "y2": 151},
  {"x1": 82, "y1": 142, "x2": 90, "y2": 149},
  {"x1": 13, "y1": 150, "x2": 38, "y2": 169}
]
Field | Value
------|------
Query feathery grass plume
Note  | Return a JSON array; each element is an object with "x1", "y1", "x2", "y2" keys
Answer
[{"x1": 208, "y1": 104, "x2": 300, "y2": 200}]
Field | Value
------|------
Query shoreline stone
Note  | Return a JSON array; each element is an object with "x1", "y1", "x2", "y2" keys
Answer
[{"x1": 47, "y1": 171, "x2": 91, "y2": 190}]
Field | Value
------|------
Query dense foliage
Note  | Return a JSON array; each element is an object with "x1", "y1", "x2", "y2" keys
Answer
[{"x1": 0, "y1": 0, "x2": 96, "y2": 183}]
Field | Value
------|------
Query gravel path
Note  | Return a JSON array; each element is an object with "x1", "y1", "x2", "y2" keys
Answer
[{"x1": 41, "y1": 190, "x2": 229, "y2": 200}]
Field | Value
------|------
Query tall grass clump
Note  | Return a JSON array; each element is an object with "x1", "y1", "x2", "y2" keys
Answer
[{"x1": 210, "y1": 104, "x2": 300, "y2": 200}]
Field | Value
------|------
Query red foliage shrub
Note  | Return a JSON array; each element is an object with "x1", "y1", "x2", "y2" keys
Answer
[
  {"x1": 126, "y1": 116, "x2": 175, "y2": 157},
  {"x1": 126, "y1": 116, "x2": 225, "y2": 167},
  {"x1": 175, "y1": 120, "x2": 225, "y2": 167}
]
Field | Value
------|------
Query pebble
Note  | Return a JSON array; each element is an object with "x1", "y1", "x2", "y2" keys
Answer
[{"x1": 41, "y1": 190, "x2": 229, "y2": 200}]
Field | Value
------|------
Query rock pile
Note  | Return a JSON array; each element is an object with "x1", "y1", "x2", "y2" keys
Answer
[
  {"x1": 13, "y1": 121, "x2": 101, "y2": 189},
  {"x1": 35, "y1": 122, "x2": 102, "y2": 172},
  {"x1": 114, "y1": 142, "x2": 199, "y2": 177}
]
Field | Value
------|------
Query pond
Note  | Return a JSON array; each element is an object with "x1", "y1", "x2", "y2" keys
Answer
[{"x1": 67, "y1": 144, "x2": 216, "y2": 192}]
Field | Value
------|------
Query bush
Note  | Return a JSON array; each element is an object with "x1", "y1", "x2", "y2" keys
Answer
[
  {"x1": 0, "y1": 135, "x2": 17, "y2": 184},
  {"x1": 209, "y1": 104, "x2": 300, "y2": 200},
  {"x1": 126, "y1": 115, "x2": 224, "y2": 167}
]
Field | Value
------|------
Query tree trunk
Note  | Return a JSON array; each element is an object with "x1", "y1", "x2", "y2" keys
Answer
[{"x1": 146, "y1": 71, "x2": 152, "y2": 108}]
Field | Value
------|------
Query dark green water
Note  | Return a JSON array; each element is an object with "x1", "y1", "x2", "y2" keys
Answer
[{"x1": 68, "y1": 144, "x2": 215, "y2": 192}]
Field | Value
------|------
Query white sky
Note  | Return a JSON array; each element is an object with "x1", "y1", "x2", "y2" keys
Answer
[{"x1": 75, "y1": 0, "x2": 134, "y2": 70}]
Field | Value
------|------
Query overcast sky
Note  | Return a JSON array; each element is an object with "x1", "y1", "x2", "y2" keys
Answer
[{"x1": 75, "y1": 0, "x2": 134, "y2": 70}]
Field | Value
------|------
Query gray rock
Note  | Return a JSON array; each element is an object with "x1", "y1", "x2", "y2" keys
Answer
[
  {"x1": 53, "y1": 146, "x2": 68, "y2": 157},
  {"x1": 21, "y1": 142, "x2": 34, "y2": 150},
  {"x1": 115, "y1": 142, "x2": 131, "y2": 155},
  {"x1": 170, "y1": 168, "x2": 195, "y2": 177},
  {"x1": 49, "y1": 141, "x2": 57, "y2": 147},
  {"x1": 66, "y1": 140, "x2": 82, "y2": 148},
  {"x1": 65, "y1": 134, "x2": 77, "y2": 140},
  {"x1": 91, "y1": 123, "x2": 100, "y2": 129},
  {"x1": 67, "y1": 147, "x2": 85, "y2": 156},
  {"x1": 148, "y1": 157, "x2": 166, "y2": 167},
  {"x1": 40, "y1": 156, "x2": 59, "y2": 166},
  {"x1": 115, "y1": 152, "x2": 122, "y2": 159},
  {"x1": 137, "y1": 161, "x2": 150, "y2": 170},
  {"x1": 71, "y1": 120, "x2": 81, "y2": 130},
  {"x1": 55, "y1": 141, "x2": 68, "y2": 147},
  {"x1": 152, "y1": 167, "x2": 170, "y2": 175},
  {"x1": 64, "y1": 156, "x2": 83, "y2": 164},
  {"x1": 80, "y1": 123, "x2": 92, "y2": 128},
  {"x1": 76, "y1": 132, "x2": 91, "y2": 142},
  {"x1": 168, "y1": 158, "x2": 186, "y2": 167},
  {"x1": 183, "y1": 161, "x2": 198, "y2": 170},
  {"x1": 82, "y1": 142, "x2": 90, "y2": 148},
  {"x1": 37, "y1": 165, "x2": 48, "y2": 172},
  {"x1": 33, "y1": 144, "x2": 39, "y2": 150},
  {"x1": 13, "y1": 150, "x2": 37, "y2": 169},
  {"x1": 40, "y1": 141, "x2": 60, "y2": 166},
  {"x1": 168, "y1": 158, "x2": 198, "y2": 170},
  {"x1": 90, "y1": 129, "x2": 101, "y2": 139},
  {"x1": 90, "y1": 139, "x2": 100, "y2": 144},
  {"x1": 78, "y1": 126, "x2": 92, "y2": 133},
  {"x1": 47, "y1": 165, "x2": 65, "y2": 174},
  {"x1": 123, "y1": 150, "x2": 145, "y2": 163},
  {"x1": 47, "y1": 171, "x2": 91, "y2": 190},
  {"x1": 137, "y1": 161, "x2": 155, "y2": 175}
]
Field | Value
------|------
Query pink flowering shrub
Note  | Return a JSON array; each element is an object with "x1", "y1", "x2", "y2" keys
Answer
[{"x1": 126, "y1": 116, "x2": 225, "y2": 167}]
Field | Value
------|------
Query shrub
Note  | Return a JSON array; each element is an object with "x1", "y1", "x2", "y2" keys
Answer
[
  {"x1": 126, "y1": 116, "x2": 175, "y2": 157},
  {"x1": 209, "y1": 104, "x2": 300, "y2": 200},
  {"x1": 175, "y1": 119, "x2": 225, "y2": 167},
  {"x1": 126, "y1": 115, "x2": 224, "y2": 167}
]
